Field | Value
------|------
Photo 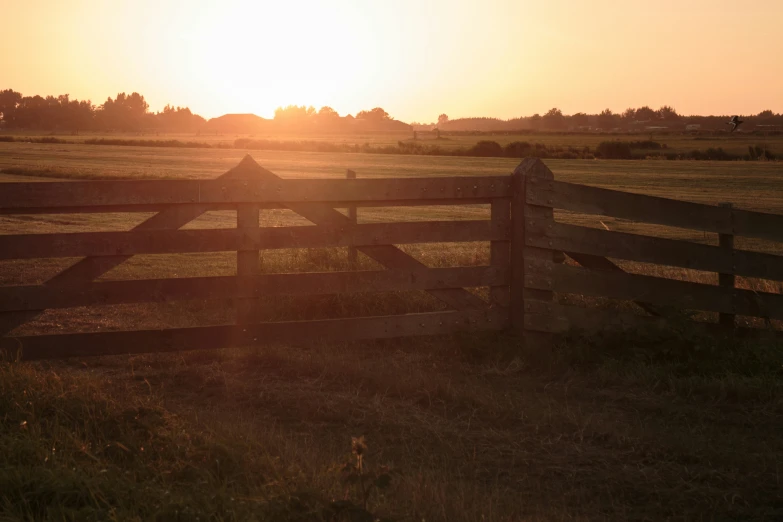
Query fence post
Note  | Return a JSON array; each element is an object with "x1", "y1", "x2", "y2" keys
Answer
[
  {"x1": 490, "y1": 198, "x2": 511, "y2": 309},
  {"x1": 510, "y1": 158, "x2": 556, "y2": 348},
  {"x1": 718, "y1": 202, "x2": 735, "y2": 328},
  {"x1": 346, "y1": 169, "x2": 358, "y2": 268},
  {"x1": 237, "y1": 203, "x2": 260, "y2": 324}
]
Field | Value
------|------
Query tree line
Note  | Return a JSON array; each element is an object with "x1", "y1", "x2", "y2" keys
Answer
[
  {"x1": 414, "y1": 107, "x2": 783, "y2": 132},
  {"x1": 0, "y1": 90, "x2": 205, "y2": 132},
  {"x1": 0, "y1": 89, "x2": 411, "y2": 133},
  {"x1": 2, "y1": 88, "x2": 780, "y2": 134}
]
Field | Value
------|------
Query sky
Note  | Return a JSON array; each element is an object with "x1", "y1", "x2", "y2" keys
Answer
[{"x1": 2, "y1": 0, "x2": 781, "y2": 122}]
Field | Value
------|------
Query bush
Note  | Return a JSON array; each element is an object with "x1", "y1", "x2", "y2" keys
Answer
[
  {"x1": 596, "y1": 141, "x2": 632, "y2": 159},
  {"x1": 704, "y1": 147, "x2": 732, "y2": 160},
  {"x1": 467, "y1": 140, "x2": 503, "y2": 157},
  {"x1": 504, "y1": 141, "x2": 532, "y2": 157},
  {"x1": 629, "y1": 140, "x2": 663, "y2": 149}
]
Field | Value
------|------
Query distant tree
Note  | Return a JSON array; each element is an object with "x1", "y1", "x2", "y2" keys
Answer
[
  {"x1": 542, "y1": 107, "x2": 566, "y2": 130},
  {"x1": 356, "y1": 107, "x2": 391, "y2": 120},
  {"x1": 274, "y1": 105, "x2": 312, "y2": 121},
  {"x1": 97, "y1": 92, "x2": 150, "y2": 130},
  {"x1": 156, "y1": 105, "x2": 204, "y2": 132},
  {"x1": 528, "y1": 113, "x2": 542, "y2": 130},
  {"x1": 634, "y1": 106, "x2": 657, "y2": 122},
  {"x1": 657, "y1": 105, "x2": 679, "y2": 121},
  {"x1": 597, "y1": 109, "x2": 616, "y2": 129},
  {"x1": 621, "y1": 108, "x2": 636, "y2": 121},
  {"x1": 0, "y1": 89, "x2": 22, "y2": 124},
  {"x1": 437, "y1": 113, "x2": 449, "y2": 126},
  {"x1": 757, "y1": 109, "x2": 775, "y2": 118},
  {"x1": 318, "y1": 106, "x2": 339, "y2": 118},
  {"x1": 570, "y1": 112, "x2": 589, "y2": 127}
]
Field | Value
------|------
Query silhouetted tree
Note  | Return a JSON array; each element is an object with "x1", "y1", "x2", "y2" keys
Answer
[
  {"x1": 0, "y1": 89, "x2": 22, "y2": 125},
  {"x1": 543, "y1": 107, "x2": 566, "y2": 130},
  {"x1": 529, "y1": 113, "x2": 542, "y2": 130},
  {"x1": 657, "y1": 105, "x2": 679, "y2": 121},
  {"x1": 597, "y1": 109, "x2": 616, "y2": 129},
  {"x1": 156, "y1": 105, "x2": 205, "y2": 132},
  {"x1": 97, "y1": 92, "x2": 150, "y2": 131},
  {"x1": 634, "y1": 106, "x2": 657, "y2": 122},
  {"x1": 437, "y1": 113, "x2": 449, "y2": 125},
  {"x1": 274, "y1": 105, "x2": 314, "y2": 121},
  {"x1": 570, "y1": 112, "x2": 589, "y2": 128},
  {"x1": 318, "y1": 106, "x2": 339, "y2": 118},
  {"x1": 356, "y1": 107, "x2": 391, "y2": 120}
]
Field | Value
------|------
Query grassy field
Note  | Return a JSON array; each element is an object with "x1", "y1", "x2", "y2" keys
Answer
[
  {"x1": 1, "y1": 142, "x2": 782, "y2": 520},
  {"x1": 3, "y1": 128, "x2": 783, "y2": 157}
]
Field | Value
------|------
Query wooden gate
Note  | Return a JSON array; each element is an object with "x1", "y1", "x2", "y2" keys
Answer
[
  {"x1": 0, "y1": 156, "x2": 511, "y2": 359},
  {"x1": 1, "y1": 156, "x2": 782, "y2": 360}
]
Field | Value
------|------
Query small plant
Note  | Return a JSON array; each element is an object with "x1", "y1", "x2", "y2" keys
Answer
[{"x1": 324, "y1": 436, "x2": 395, "y2": 521}]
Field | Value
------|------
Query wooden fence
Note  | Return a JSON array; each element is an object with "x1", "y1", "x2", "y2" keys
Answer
[{"x1": 1, "y1": 156, "x2": 782, "y2": 360}]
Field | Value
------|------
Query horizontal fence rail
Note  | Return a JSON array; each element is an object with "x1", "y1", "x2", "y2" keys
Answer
[
  {"x1": 525, "y1": 260, "x2": 783, "y2": 321},
  {"x1": 0, "y1": 267, "x2": 507, "y2": 312},
  {"x1": 0, "y1": 199, "x2": 499, "y2": 216},
  {"x1": 527, "y1": 178, "x2": 783, "y2": 243},
  {"x1": 0, "y1": 220, "x2": 507, "y2": 260},
  {"x1": 527, "y1": 222, "x2": 783, "y2": 281},
  {"x1": 2, "y1": 155, "x2": 783, "y2": 361},
  {"x1": 520, "y1": 158, "x2": 783, "y2": 341},
  {"x1": 0, "y1": 176, "x2": 511, "y2": 209},
  {"x1": 0, "y1": 309, "x2": 507, "y2": 361}
]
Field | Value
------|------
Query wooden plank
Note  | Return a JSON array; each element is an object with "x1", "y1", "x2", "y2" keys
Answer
[
  {"x1": 528, "y1": 222, "x2": 783, "y2": 281},
  {"x1": 0, "y1": 309, "x2": 508, "y2": 361},
  {"x1": 224, "y1": 156, "x2": 492, "y2": 312},
  {"x1": 718, "y1": 203, "x2": 736, "y2": 327},
  {"x1": 236, "y1": 204, "x2": 260, "y2": 324},
  {"x1": 510, "y1": 166, "x2": 527, "y2": 333},
  {"x1": 528, "y1": 180, "x2": 732, "y2": 233},
  {"x1": 525, "y1": 261, "x2": 783, "y2": 321},
  {"x1": 511, "y1": 158, "x2": 555, "y2": 351},
  {"x1": 489, "y1": 198, "x2": 510, "y2": 308},
  {"x1": 0, "y1": 220, "x2": 506, "y2": 260},
  {"x1": 562, "y1": 252, "x2": 665, "y2": 317},
  {"x1": 0, "y1": 267, "x2": 508, "y2": 312},
  {"x1": 346, "y1": 169, "x2": 358, "y2": 267},
  {"x1": 528, "y1": 179, "x2": 783, "y2": 244},
  {"x1": 0, "y1": 203, "x2": 240, "y2": 215},
  {"x1": 732, "y1": 209, "x2": 783, "y2": 243},
  {"x1": 523, "y1": 301, "x2": 783, "y2": 341},
  {"x1": 0, "y1": 198, "x2": 497, "y2": 215},
  {"x1": 0, "y1": 176, "x2": 511, "y2": 209}
]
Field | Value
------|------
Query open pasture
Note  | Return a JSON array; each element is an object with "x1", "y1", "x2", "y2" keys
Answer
[
  {"x1": 3, "y1": 128, "x2": 783, "y2": 157},
  {"x1": 1, "y1": 143, "x2": 782, "y2": 521}
]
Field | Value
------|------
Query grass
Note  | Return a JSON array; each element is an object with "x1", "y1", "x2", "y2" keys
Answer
[
  {"x1": 1, "y1": 143, "x2": 782, "y2": 519},
  {"x1": 2, "y1": 129, "x2": 782, "y2": 158},
  {"x1": 2, "y1": 329, "x2": 782, "y2": 521}
]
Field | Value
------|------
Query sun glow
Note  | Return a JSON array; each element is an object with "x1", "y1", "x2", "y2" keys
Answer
[{"x1": 2, "y1": 0, "x2": 782, "y2": 121}]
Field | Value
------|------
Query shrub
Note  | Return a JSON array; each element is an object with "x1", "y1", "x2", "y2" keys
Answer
[
  {"x1": 629, "y1": 140, "x2": 663, "y2": 150},
  {"x1": 504, "y1": 141, "x2": 532, "y2": 157},
  {"x1": 596, "y1": 141, "x2": 632, "y2": 159},
  {"x1": 468, "y1": 140, "x2": 503, "y2": 157}
]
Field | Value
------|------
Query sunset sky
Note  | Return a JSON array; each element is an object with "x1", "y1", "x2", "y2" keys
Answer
[{"x1": 3, "y1": 0, "x2": 781, "y2": 122}]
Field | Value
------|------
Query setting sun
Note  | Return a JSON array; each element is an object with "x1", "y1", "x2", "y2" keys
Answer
[{"x1": 4, "y1": 0, "x2": 781, "y2": 120}]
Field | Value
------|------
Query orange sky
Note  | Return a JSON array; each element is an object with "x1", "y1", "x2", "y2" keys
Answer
[{"x1": 3, "y1": 0, "x2": 781, "y2": 121}]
